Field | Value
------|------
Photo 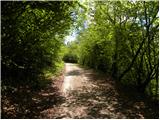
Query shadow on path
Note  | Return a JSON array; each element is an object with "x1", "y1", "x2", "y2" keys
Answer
[
  {"x1": 2, "y1": 63, "x2": 158, "y2": 119},
  {"x1": 70, "y1": 67, "x2": 159, "y2": 119},
  {"x1": 2, "y1": 76, "x2": 65, "y2": 119},
  {"x1": 39, "y1": 64, "x2": 158, "y2": 119},
  {"x1": 65, "y1": 70, "x2": 81, "y2": 76}
]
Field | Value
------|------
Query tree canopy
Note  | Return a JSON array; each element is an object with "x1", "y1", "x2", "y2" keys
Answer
[
  {"x1": 76, "y1": 0, "x2": 159, "y2": 97},
  {"x1": 2, "y1": 1, "x2": 83, "y2": 86}
]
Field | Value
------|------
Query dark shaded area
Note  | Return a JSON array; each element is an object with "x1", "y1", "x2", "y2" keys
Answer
[
  {"x1": 63, "y1": 53, "x2": 78, "y2": 63},
  {"x1": 1, "y1": 77, "x2": 65, "y2": 119},
  {"x1": 114, "y1": 83, "x2": 159, "y2": 119}
]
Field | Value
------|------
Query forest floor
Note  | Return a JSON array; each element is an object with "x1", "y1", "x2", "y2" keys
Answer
[{"x1": 2, "y1": 63, "x2": 158, "y2": 119}]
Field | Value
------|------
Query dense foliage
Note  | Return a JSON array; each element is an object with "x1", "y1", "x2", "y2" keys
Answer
[
  {"x1": 2, "y1": 1, "x2": 80, "y2": 87},
  {"x1": 77, "y1": 1, "x2": 159, "y2": 98},
  {"x1": 63, "y1": 41, "x2": 79, "y2": 63}
]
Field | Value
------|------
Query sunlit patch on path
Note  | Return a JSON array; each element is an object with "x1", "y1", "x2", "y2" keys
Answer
[
  {"x1": 62, "y1": 63, "x2": 83, "y2": 96},
  {"x1": 62, "y1": 76, "x2": 73, "y2": 94}
]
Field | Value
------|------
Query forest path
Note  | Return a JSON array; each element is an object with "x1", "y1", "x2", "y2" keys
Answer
[{"x1": 39, "y1": 63, "x2": 157, "y2": 119}]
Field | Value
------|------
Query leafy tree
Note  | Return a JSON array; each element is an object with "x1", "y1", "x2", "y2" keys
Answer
[
  {"x1": 2, "y1": 1, "x2": 80, "y2": 86},
  {"x1": 63, "y1": 41, "x2": 79, "y2": 63},
  {"x1": 77, "y1": 0, "x2": 159, "y2": 97}
]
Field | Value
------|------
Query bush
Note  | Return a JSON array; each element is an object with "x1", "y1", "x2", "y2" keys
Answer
[{"x1": 63, "y1": 53, "x2": 78, "y2": 63}]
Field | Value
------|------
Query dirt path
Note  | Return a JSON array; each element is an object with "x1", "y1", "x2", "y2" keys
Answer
[
  {"x1": 39, "y1": 63, "x2": 158, "y2": 119},
  {"x1": 2, "y1": 63, "x2": 158, "y2": 118},
  {"x1": 62, "y1": 63, "x2": 85, "y2": 95}
]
